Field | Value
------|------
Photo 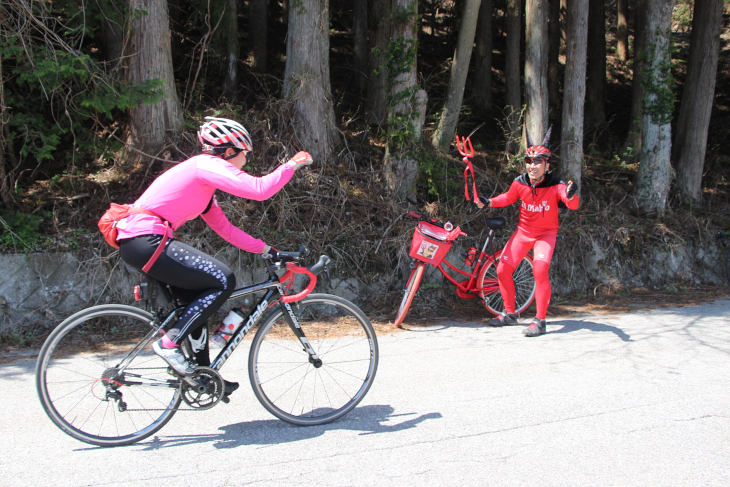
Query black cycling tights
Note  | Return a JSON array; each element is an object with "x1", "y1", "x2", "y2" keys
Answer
[{"x1": 120, "y1": 235, "x2": 235, "y2": 365}]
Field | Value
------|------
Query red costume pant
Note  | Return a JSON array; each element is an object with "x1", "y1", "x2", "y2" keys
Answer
[{"x1": 497, "y1": 228, "x2": 557, "y2": 319}]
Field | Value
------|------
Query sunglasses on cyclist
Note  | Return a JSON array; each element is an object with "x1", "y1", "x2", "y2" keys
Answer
[
  {"x1": 225, "y1": 148, "x2": 249, "y2": 160},
  {"x1": 524, "y1": 157, "x2": 547, "y2": 165}
]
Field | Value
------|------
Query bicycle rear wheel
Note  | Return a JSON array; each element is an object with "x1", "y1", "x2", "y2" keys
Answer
[
  {"x1": 249, "y1": 294, "x2": 378, "y2": 426},
  {"x1": 478, "y1": 251, "x2": 536, "y2": 316},
  {"x1": 35, "y1": 305, "x2": 181, "y2": 447},
  {"x1": 393, "y1": 262, "x2": 426, "y2": 328}
]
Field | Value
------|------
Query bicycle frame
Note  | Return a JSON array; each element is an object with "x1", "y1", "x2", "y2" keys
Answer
[
  {"x1": 124, "y1": 260, "x2": 322, "y2": 381},
  {"x1": 434, "y1": 225, "x2": 501, "y2": 298}
]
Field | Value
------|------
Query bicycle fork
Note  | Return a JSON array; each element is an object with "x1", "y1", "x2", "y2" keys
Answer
[{"x1": 278, "y1": 301, "x2": 323, "y2": 367}]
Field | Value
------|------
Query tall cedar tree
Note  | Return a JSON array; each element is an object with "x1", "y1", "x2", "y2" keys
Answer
[
  {"x1": 560, "y1": 0, "x2": 588, "y2": 190},
  {"x1": 124, "y1": 0, "x2": 182, "y2": 160},
  {"x1": 504, "y1": 0, "x2": 521, "y2": 152},
  {"x1": 472, "y1": 0, "x2": 493, "y2": 113},
  {"x1": 623, "y1": 0, "x2": 647, "y2": 161},
  {"x1": 432, "y1": 0, "x2": 482, "y2": 150},
  {"x1": 367, "y1": 0, "x2": 391, "y2": 125},
  {"x1": 585, "y1": 0, "x2": 606, "y2": 131},
  {"x1": 634, "y1": 0, "x2": 676, "y2": 214},
  {"x1": 525, "y1": 0, "x2": 549, "y2": 149},
  {"x1": 354, "y1": 0, "x2": 368, "y2": 92},
  {"x1": 548, "y1": 0, "x2": 561, "y2": 113},
  {"x1": 223, "y1": 0, "x2": 240, "y2": 100},
  {"x1": 384, "y1": 0, "x2": 427, "y2": 195},
  {"x1": 250, "y1": 0, "x2": 267, "y2": 71},
  {"x1": 673, "y1": 0, "x2": 724, "y2": 203},
  {"x1": 283, "y1": 0, "x2": 338, "y2": 163},
  {"x1": 617, "y1": 0, "x2": 629, "y2": 61}
]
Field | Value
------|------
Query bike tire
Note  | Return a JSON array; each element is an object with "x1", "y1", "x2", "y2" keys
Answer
[
  {"x1": 35, "y1": 304, "x2": 181, "y2": 447},
  {"x1": 393, "y1": 262, "x2": 426, "y2": 328},
  {"x1": 478, "y1": 250, "x2": 536, "y2": 316},
  {"x1": 248, "y1": 294, "x2": 378, "y2": 426}
]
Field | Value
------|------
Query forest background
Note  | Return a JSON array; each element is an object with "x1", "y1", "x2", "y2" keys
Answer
[{"x1": 0, "y1": 0, "x2": 729, "y2": 333}]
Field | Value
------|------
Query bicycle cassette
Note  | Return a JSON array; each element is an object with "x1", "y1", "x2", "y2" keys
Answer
[{"x1": 180, "y1": 366, "x2": 224, "y2": 410}]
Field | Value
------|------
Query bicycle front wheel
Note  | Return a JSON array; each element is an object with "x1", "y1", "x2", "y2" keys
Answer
[
  {"x1": 35, "y1": 305, "x2": 181, "y2": 447},
  {"x1": 393, "y1": 262, "x2": 425, "y2": 328},
  {"x1": 478, "y1": 251, "x2": 536, "y2": 316},
  {"x1": 249, "y1": 294, "x2": 378, "y2": 426}
]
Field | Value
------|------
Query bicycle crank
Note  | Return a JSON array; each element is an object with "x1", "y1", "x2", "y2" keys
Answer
[{"x1": 180, "y1": 366, "x2": 224, "y2": 410}]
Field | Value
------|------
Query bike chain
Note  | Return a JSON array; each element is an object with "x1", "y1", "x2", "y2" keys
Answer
[{"x1": 107, "y1": 366, "x2": 222, "y2": 412}]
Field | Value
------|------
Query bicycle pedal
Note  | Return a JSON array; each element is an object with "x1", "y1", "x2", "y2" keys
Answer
[{"x1": 220, "y1": 395, "x2": 230, "y2": 404}]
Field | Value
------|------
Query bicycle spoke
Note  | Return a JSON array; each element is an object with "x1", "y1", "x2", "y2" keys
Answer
[
  {"x1": 249, "y1": 294, "x2": 378, "y2": 426},
  {"x1": 36, "y1": 305, "x2": 181, "y2": 447}
]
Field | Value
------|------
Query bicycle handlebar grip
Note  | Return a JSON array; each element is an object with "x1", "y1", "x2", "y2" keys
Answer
[
  {"x1": 277, "y1": 245, "x2": 310, "y2": 263},
  {"x1": 308, "y1": 255, "x2": 331, "y2": 276},
  {"x1": 408, "y1": 211, "x2": 422, "y2": 220}
]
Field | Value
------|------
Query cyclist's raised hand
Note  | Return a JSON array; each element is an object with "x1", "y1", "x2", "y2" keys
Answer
[
  {"x1": 261, "y1": 245, "x2": 280, "y2": 263},
  {"x1": 476, "y1": 195, "x2": 490, "y2": 210},
  {"x1": 566, "y1": 181, "x2": 578, "y2": 199},
  {"x1": 287, "y1": 151, "x2": 313, "y2": 170}
]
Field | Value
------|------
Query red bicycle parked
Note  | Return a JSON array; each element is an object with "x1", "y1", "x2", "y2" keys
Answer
[
  {"x1": 394, "y1": 135, "x2": 537, "y2": 327},
  {"x1": 393, "y1": 196, "x2": 536, "y2": 327}
]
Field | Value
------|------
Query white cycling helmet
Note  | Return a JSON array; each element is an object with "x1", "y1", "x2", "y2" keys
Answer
[{"x1": 197, "y1": 117, "x2": 253, "y2": 152}]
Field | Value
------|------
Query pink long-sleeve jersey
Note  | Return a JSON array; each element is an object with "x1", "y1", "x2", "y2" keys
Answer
[{"x1": 115, "y1": 154, "x2": 294, "y2": 252}]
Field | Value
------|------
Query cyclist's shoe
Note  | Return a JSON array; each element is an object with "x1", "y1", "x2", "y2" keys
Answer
[
  {"x1": 223, "y1": 380, "x2": 239, "y2": 396},
  {"x1": 152, "y1": 340, "x2": 195, "y2": 375},
  {"x1": 486, "y1": 313, "x2": 519, "y2": 327},
  {"x1": 523, "y1": 318, "x2": 546, "y2": 337}
]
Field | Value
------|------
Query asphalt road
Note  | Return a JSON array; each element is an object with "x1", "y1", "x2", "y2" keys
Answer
[{"x1": 2, "y1": 299, "x2": 729, "y2": 486}]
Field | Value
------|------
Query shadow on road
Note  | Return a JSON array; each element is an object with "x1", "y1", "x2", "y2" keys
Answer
[
  {"x1": 129, "y1": 405, "x2": 442, "y2": 451},
  {"x1": 547, "y1": 319, "x2": 632, "y2": 341}
]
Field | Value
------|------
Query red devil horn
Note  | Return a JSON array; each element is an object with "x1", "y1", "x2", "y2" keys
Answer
[{"x1": 542, "y1": 125, "x2": 553, "y2": 147}]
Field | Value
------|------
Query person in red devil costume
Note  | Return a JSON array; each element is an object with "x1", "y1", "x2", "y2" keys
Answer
[{"x1": 477, "y1": 126, "x2": 579, "y2": 336}]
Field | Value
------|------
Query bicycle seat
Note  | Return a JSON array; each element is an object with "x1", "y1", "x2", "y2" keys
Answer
[{"x1": 483, "y1": 217, "x2": 506, "y2": 229}]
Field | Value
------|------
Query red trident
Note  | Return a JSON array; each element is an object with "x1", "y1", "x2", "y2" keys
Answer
[{"x1": 456, "y1": 136, "x2": 478, "y2": 202}]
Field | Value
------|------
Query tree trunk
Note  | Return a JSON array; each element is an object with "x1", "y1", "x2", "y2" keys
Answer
[
  {"x1": 616, "y1": 0, "x2": 628, "y2": 61},
  {"x1": 622, "y1": 0, "x2": 647, "y2": 161},
  {"x1": 504, "y1": 0, "x2": 521, "y2": 152},
  {"x1": 560, "y1": 0, "x2": 588, "y2": 189},
  {"x1": 0, "y1": 38, "x2": 10, "y2": 208},
  {"x1": 366, "y1": 0, "x2": 391, "y2": 126},
  {"x1": 283, "y1": 0, "x2": 338, "y2": 163},
  {"x1": 223, "y1": 0, "x2": 240, "y2": 100},
  {"x1": 250, "y1": 0, "x2": 268, "y2": 72},
  {"x1": 584, "y1": 0, "x2": 606, "y2": 132},
  {"x1": 101, "y1": 0, "x2": 124, "y2": 70},
  {"x1": 125, "y1": 0, "x2": 183, "y2": 160},
  {"x1": 353, "y1": 0, "x2": 368, "y2": 92},
  {"x1": 634, "y1": 0, "x2": 675, "y2": 215},
  {"x1": 673, "y1": 0, "x2": 723, "y2": 203},
  {"x1": 384, "y1": 0, "x2": 426, "y2": 195},
  {"x1": 431, "y1": 0, "x2": 482, "y2": 150},
  {"x1": 472, "y1": 0, "x2": 493, "y2": 113},
  {"x1": 548, "y1": 0, "x2": 561, "y2": 113},
  {"x1": 525, "y1": 0, "x2": 549, "y2": 145}
]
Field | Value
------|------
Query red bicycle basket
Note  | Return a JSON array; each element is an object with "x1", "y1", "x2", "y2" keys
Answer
[{"x1": 409, "y1": 221, "x2": 453, "y2": 265}]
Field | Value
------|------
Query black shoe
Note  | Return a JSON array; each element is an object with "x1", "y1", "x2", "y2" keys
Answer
[
  {"x1": 486, "y1": 313, "x2": 518, "y2": 327},
  {"x1": 224, "y1": 380, "x2": 239, "y2": 396},
  {"x1": 523, "y1": 318, "x2": 546, "y2": 337}
]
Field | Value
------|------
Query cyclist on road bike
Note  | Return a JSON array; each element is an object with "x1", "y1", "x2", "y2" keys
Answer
[
  {"x1": 477, "y1": 127, "x2": 578, "y2": 336},
  {"x1": 116, "y1": 117, "x2": 313, "y2": 391}
]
